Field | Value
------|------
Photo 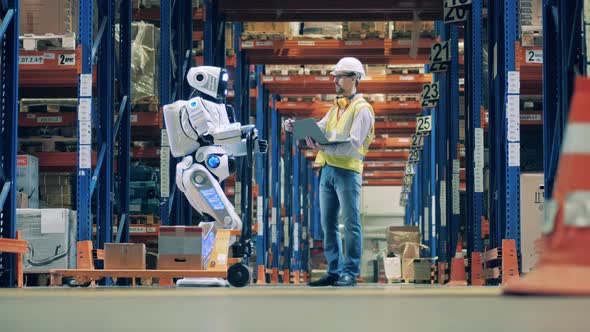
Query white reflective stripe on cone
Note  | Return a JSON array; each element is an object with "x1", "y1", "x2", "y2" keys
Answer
[
  {"x1": 542, "y1": 199, "x2": 558, "y2": 235},
  {"x1": 565, "y1": 191, "x2": 590, "y2": 227},
  {"x1": 562, "y1": 124, "x2": 590, "y2": 154}
]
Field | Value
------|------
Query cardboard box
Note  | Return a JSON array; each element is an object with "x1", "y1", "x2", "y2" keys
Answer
[
  {"x1": 520, "y1": 173, "x2": 544, "y2": 273},
  {"x1": 17, "y1": 155, "x2": 39, "y2": 208},
  {"x1": 39, "y1": 172, "x2": 73, "y2": 209},
  {"x1": 104, "y1": 243, "x2": 146, "y2": 270},
  {"x1": 383, "y1": 256, "x2": 402, "y2": 282},
  {"x1": 16, "y1": 192, "x2": 28, "y2": 208},
  {"x1": 20, "y1": 0, "x2": 79, "y2": 35},
  {"x1": 244, "y1": 22, "x2": 293, "y2": 35},
  {"x1": 387, "y1": 226, "x2": 420, "y2": 255},
  {"x1": 16, "y1": 209, "x2": 77, "y2": 272},
  {"x1": 158, "y1": 226, "x2": 203, "y2": 270},
  {"x1": 158, "y1": 254, "x2": 202, "y2": 270}
]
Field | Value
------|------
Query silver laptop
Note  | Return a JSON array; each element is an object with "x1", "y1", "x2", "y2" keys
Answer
[{"x1": 292, "y1": 118, "x2": 349, "y2": 145}]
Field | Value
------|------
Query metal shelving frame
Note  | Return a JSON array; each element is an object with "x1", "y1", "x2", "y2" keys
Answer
[{"x1": 0, "y1": 0, "x2": 19, "y2": 288}]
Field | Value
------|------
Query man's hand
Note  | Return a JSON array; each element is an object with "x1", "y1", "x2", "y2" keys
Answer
[
  {"x1": 283, "y1": 118, "x2": 294, "y2": 132},
  {"x1": 305, "y1": 137, "x2": 324, "y2": 151}
]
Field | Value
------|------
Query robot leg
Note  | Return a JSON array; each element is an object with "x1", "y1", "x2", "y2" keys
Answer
[{"x1": 178, "y1": 162, "x2": 242, "y2": 232}]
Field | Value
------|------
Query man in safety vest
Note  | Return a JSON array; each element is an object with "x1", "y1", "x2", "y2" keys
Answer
[{"x1": 284, "y1": 57, "x2": 375, "y2": 286}]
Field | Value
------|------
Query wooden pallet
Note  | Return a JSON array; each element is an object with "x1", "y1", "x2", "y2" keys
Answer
[
  {"x1": 132, "y1": 96, "x2": 159, "y2": 112},
  {"x1": 129, "y1": 214, "x2": 159, "y2": 225},
  {"x1": 19, "y1": 33, "x2": 76, "y2": 51},
  {"x1": 19, "y1": 136, "x2": 78, "y2": 153},
  {"x1": 19, "y1": 98, "x2": 78, "y2": 113},
  {"x1": 241, "y1": 32, "x2": 286, "y2": 41}
]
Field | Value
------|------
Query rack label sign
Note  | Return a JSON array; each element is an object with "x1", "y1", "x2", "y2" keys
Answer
[
  {"x1": 36, "y1": 116, "x2": 62, "y2": 123},
  {"x1": 19, "y1": 56, "x2": 44, "y2": 65},
  {"x1": 411, "y1": 134, "x2": 424, "y2": 149},
  {"x1": 429, "y1": 41, "x2": 451, "y2": 64},
  {"x1": 409, "y1": 149, "x2": 420, "y2": 163},
  {"x1": 58, "y1": 54, "x2": 76, "y2": 66},
  {"x1": 416, "y1": 115, "x2": 432, "y2": 134},
  {"x1": 525, "y1": 50, "x2": 543, "y2": 63},
  {"x1": 420, "y1": 82, "x2": 440, "y2": 101},
  {"x1": 256, "y1": 41, "x2": 273, "y2": 47},
  {"x1": 444, "y1": 0, "x2": 472, "y2": 7},
  {"x1": 444, "y1": 7, "x2": 469, "y2": 23}
]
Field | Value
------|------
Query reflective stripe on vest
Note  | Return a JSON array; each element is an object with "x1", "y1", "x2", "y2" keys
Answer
[{"x1": 315, "y1": 97, "x2": 375, "y2": 173}]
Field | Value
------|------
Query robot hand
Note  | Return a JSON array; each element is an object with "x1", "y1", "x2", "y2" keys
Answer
[{"x1": 256, "y1": 138, "x2": 268, "y2": 154}]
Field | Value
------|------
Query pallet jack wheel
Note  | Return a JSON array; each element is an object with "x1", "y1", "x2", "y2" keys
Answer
[{"x1": 227, "y1": 263, "x2": 250, "y2": 287}]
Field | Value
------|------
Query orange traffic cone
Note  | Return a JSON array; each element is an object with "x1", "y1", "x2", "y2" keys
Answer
[
  {"x1": 446, "y1": 235, "x2": 467, "y2": 286},
  {"x1": 504, "y1": 77, "x2": 590, "y2": 295}
]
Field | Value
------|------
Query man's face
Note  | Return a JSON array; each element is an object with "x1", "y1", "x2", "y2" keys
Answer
[{"x1": 333, "y1": 71, "x2": 356, "y2": 94}]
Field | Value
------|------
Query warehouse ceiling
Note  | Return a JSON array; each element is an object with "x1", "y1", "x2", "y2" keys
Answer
[{"x1": 218, "y1": 0, "x2": 444, "y2": 21}]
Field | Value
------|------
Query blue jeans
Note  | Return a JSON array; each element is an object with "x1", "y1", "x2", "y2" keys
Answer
[{"x1": 319, "y1": 165, "x2": 362, "y2": 277}]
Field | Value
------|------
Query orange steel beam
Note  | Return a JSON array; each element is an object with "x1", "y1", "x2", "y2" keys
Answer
[
  {"x1": 371, "y1": 137, "x2": 412, "y2": 149},
  {"x1": 262, "y1": 74, "x2": 430, "y2": 95},
  {"x1": 0, "y1": 236, "x2": 28, "y2": 254},
  {"x1": 362, "y1": 179, "x2": 403, "y2": 186},
  {"x1": 303, "y1": 150, "x2": 409, "y2": 161},
  {"x1": 276, "y1": 101, "x2": 422, "y2": 117},
  {"x1": 363, "y1": 162, "x2": 407, "y2": 170},
  {"x1": 19, "y1": 50, "x2": 97, "y2": 87},
  {"x1": 363, "y1": 171, "x2": 405, "y2": 179}
]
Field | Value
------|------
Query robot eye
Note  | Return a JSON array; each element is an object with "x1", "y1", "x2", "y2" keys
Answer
[
  {"x1": 196, "y1": 73, "x2": 205, "y2": 82},
  {"x1": 207, "y1": 155, "x2": 221, "y2": 168}
]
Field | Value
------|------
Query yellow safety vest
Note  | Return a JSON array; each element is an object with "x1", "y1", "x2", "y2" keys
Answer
[{"x1": 315, "y1": 97, "x2": 375, "y2": 173}]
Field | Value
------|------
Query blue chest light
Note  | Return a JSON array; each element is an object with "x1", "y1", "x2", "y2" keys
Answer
[{"x1": 207, "y1": 155, "x2": 221, "y2": 168}]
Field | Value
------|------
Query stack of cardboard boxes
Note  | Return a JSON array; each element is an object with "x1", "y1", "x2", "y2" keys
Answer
[
  {"x1": 39, "y1": 172, "x2": 74, "y2": 209},
  {"x1": 383, "y1": 226, "x2": 423, "y2": 283},
  {"x1": 520, "y1": 0, "x2": 542, "y2": 47},
  {"x1": 19, "y1": 0, "x2": 79, "y2": 35},
  {"x1": 128, "y1": 165, "x2": 160, "y2": 216}
]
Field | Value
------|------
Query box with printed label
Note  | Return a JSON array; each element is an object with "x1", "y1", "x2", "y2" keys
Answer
[
  {"x1": 16, "y1": 208, "x2": 77, "y2": 272},
  {"x1": 158, "y1": 226, "x2": 203, "y2": 270},
  {"x1": 104, "y1": 243, "x2": 146, "y2": 270}
]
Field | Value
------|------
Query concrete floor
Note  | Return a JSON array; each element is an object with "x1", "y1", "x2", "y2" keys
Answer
[{"x1": 1, "y1": 285, "x2": 589, "y2": 332}]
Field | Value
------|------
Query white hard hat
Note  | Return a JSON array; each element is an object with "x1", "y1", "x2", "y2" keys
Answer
[{"x1": 330, "y1": 57, "x2": 365, "y2": 78}]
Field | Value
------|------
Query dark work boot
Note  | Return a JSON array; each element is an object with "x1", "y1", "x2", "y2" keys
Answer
[
  {"x1": 333, "y1": 274, "x2": 357, "y2": 287},
  {"x1": 308, "y1": 274, "x2": 339, "y2": 287}
]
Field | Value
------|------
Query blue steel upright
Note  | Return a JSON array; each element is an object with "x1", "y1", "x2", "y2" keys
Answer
[
  {"x1": 77, "y1": 0, "x2": 94, "y2": 242},
  {"x1": 115, "y1": 0, "x2": 132, "y2": 243},
  {"x1": 270, "y1": 95, "x2": 282, "y2": 281},
  {"x1": 502, "y1": 0, "x2": 521, "y2": 261},
  {"x1": 429, "y1": 107, "x2": 437, "y2": 258},
  {"x1": 95, "y1": 0, "x2": 116, "y2": 249},
  {"x1": 159, "y1": 0, "x2": 172, "y2": 225},
  {"x1": 0, "y1": 0, "x2": 19, "y2": 288},
  {"x1": 435, "y1": 22, "x2": 449, "y2": 263},
  {"x1": 448, "y1": 26, "x2": 460, "y2": 260},
  {"x1": 292, "y1": 140, "x2": 301, "y2": 279},
  {"x1": 171, "y1": 0, "x2": 194, "y2": 225},
  {"x1": 465, "y1": 0, "x2": 484, "y2": 255},
  {"x1": 255, "y1": 66, "x2": 268, "y2": 280},
  {"x1": 543, "y1": 0, "x2": 584, "y2": 199}
]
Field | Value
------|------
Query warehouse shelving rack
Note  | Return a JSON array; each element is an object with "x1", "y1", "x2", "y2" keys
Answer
[{"x1": 0, "y1": 0, "x2": 20, "y2": 288}]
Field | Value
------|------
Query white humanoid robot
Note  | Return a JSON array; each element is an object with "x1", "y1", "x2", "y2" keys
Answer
[{"x1": 163, "y1": 66, "x2": 267, "y2": 286}]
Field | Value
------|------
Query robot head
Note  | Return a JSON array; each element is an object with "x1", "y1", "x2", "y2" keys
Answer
[{"x1": 187, "y1": 66, "x2": 229, "y2": 100}]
